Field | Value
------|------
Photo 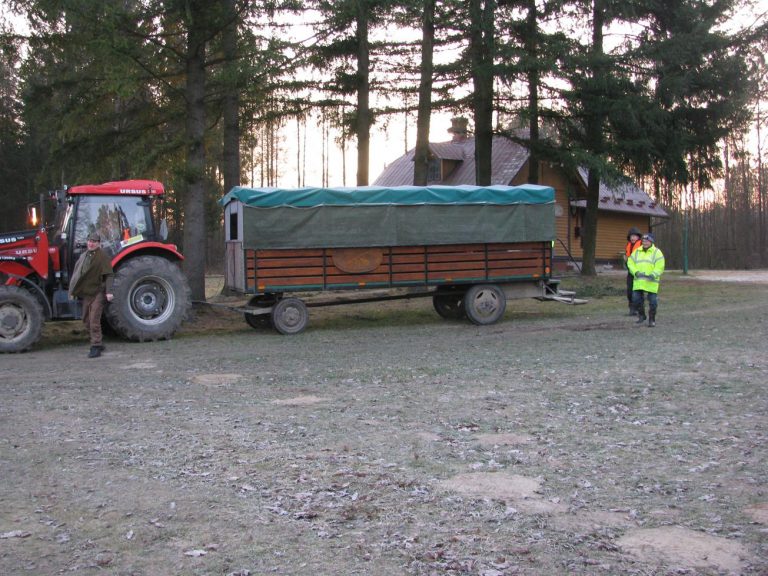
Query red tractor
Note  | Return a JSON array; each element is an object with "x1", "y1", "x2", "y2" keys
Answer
[{"x1": 0, "y1": 179, "x2": 191, "y2": 352}]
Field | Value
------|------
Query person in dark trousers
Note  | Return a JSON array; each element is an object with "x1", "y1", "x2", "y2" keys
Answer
[
  {"x1": 69, "y1": 232, "x2": 114, "y2": 357},
  {"x1": 627, "y1": 233, "x2": 665, "y2": 327},
  {"x1": 624, "y1": 227, "x2": 642, "y2": 315}
]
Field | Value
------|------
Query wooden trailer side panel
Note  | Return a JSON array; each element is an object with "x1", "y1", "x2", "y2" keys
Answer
[{"x1": 244, "y1": 242, "x2": 551, "y2": 293}]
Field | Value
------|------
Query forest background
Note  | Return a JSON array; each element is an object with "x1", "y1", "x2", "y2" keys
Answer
[{"x1": 0, "y1": 0, "x2": 766, "y2": 300}]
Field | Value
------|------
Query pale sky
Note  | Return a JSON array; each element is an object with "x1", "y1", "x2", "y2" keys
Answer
[{"x1": 269, "y1": 111, "x2": 457, "y2": 189}]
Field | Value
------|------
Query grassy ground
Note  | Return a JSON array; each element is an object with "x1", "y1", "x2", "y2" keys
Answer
[{"x1": 1, "y1": 273, "x2": 766, "y2": 575}]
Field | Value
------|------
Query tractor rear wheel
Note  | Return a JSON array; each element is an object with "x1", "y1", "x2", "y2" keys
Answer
[
  {"x1": 106, "y1": 256, "x2": 191, "y2": 342},
  {"x1": 0, "y1": 285, "x2": 44, "y2": 352}
]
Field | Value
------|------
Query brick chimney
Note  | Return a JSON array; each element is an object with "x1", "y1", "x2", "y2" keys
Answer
[{"x1": 448, "y1": 117, "x2": 469, "y2": 142}]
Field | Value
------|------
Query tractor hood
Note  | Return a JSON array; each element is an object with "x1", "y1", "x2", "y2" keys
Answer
[
  {"x1": 0, "y1": 228, "x2": 38, "y2": 253},
  {"x1": 0, "y1": 226, "x2": 50, "y2": 280}
]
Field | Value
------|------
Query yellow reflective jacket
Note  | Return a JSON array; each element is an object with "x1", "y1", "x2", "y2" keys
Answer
[{"x1": 627, "y1": 244, "x2": 665, "y2": 293}]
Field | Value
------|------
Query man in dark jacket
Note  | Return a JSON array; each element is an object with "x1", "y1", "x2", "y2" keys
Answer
[
  {"x1": 69, "y1": 232, "x2": 114, "y2": 357},
  {"x1": 624, "y1": 227, "x2": 642, "y2": 315}
]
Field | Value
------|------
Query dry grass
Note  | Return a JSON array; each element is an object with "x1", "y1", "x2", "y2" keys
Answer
[{"x1": 2, "y1": 274, "x2": 766, "y2": 575}]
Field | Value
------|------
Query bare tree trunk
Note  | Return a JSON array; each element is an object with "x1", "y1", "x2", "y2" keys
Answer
[
  {"x1": 356, "y1": 3, "x2": 371, "y2": 186},
  {"x1": 302, "y1": 115, "x2": 307, "y2": 187},
  {"x1": 341, "y1": 105, "x2": 348, "y2": 186},
  {"x1": 182, "y1": 1, "x2": 208, "y2": 301},
  {"x1": 580, "y1": 0, "x2": 605, "y2": 277},
  {"x1": 581, "y1": 169, "x2": 600, "y2": 276},
  {"x1": 758, "y1": 100, "x2": 766, "y2": 264},
  {"x1": 296, "y1": 117, "x2": 302, "y2": 187},
  {"x1": 413, "y1": 0, "x2": 435, "y2": 186},
  {"x1": 469, "y1": 0, "x2": 495, "y2": 185},
  {"x1": 222, "y1": 0, "x2": 240, "y2": 195},
  {"x1": 525, "y1": 0, "x2": 539, "y2": 184}
]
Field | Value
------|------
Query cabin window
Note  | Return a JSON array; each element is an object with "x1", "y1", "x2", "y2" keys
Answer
[{"x1": 427, "y1": 159, "x2": 441, "y2": 183}]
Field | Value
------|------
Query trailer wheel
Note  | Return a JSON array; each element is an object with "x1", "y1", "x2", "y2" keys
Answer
[
  {"x1": 106, "y1": 256, "x2": 191, "y2": 342},
  {"x1": 463, "y1": 284, "x2": 506, "y2": 325},
  {"x1": 244, "y1": 295, "x2": 275, "y2": 329},
  {"x1": 433, "y1": 293, "x2": 465, "y2": 320},
  {"x1": 271, "y1": 297, "x2": 308, "y2": 335},
  {"x1": 244, "y1": 311, "x2": 272, "y2": 329},
  {"x1": 0, "y1": 285, "x2": 44, "y2": 352}
]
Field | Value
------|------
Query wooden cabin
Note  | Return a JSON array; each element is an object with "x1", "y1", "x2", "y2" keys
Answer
[{"x1": 373, "y1": 119, "x2": 668, "y2": 269}]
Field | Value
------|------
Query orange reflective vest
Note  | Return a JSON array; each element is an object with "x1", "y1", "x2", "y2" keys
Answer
[{"x1": 625, "y1": 239, "x2": 641, "y2": 259}]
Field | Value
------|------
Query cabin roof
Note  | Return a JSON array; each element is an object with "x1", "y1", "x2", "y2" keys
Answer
[{"x1": 373, "y1": 135, "x2": 667, "y2": 217}]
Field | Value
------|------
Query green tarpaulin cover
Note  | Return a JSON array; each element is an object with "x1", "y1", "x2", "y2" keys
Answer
[
  {"x1": 222, "y1": 185, "x2": 555, "y2": 249},
  {"x1": 221, "y1": 184, "x2": 554, "y2": 207}
]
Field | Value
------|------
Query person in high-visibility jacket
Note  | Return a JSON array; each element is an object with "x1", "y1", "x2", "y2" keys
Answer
[
  {"x1": 627, "y1": 233, "x2": 665, "y2": 327},
  {"x1": 624, "y1": 227, "x2": 642, "y2": 315}
]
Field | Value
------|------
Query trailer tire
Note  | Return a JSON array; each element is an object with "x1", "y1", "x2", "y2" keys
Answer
[
  {"x1": 0, "y1": 285, "x2": 44, "y2": 352},
  {"x1": 463, "y1": 284, "x2": 506, "y2": 325},
  {"x1": 433, "y1": 293, "x2": 466, "y2": 320},
  {"x1": 271, "y1": 297, "x2": 308, "y2": 335},
  {"x1": 244, "y1": 295, "x2": 275, "y2": 329},
  {"x1": 244, "y1": 311, "x2": 272, "y2": 329},
  {"x1": 106, "y1": 256, "x2": 190, "y2": 342}
]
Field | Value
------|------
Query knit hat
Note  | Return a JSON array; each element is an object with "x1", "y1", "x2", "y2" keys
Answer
[{"x1": 627, "y1": 227, "x2": 641, "y2": 241}]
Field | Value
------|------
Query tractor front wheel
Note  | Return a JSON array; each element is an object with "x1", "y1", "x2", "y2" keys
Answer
[
  {"x1": 106, "y1": 256, "x2": 191, "y2": 342},
  {"x1": 0, "y1": 285, "x2": 44, "y2": 352}
]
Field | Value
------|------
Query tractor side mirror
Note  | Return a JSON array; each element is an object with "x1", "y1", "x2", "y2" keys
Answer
[{"x1": 159, "y1": 218, "x2": 168, "y2": 241}]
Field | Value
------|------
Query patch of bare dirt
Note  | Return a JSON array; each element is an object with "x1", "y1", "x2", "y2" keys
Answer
[
  {"x1": 121, "y1": 361, "x2": 158, "y2": 370},
  {"x1": 618, "y1": 526, "x2": 751, "y2": 574},
  {"x1": 745, "y1": 503, "x2": 768, "y2": 524},
  {"x1": 190, "y1": 373, "x2": 243, "y2": 386},
  {"x1": 271, "y1": 395, "x2": 329, "y2": 406},
  {"x1": 438, "y1": 472, "x2": 567, "y2": 514}
]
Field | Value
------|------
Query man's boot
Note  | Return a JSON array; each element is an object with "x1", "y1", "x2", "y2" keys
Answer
[
  {"x1": 648, "y1": 310, "x2": 656, "y2": 328},
  {"x1": 635, "y1": 307, "x2": 646, "y2": 324},
  {"x1": 88, "y1": 346, "x2": 101, "y2": 358},
  {"x1": 628, "y1": 303, "x2": 637, "y2": 316}
]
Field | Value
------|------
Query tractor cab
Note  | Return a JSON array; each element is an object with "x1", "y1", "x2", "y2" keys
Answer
[{"x1": 51, "y1": 180, "x2": 168, "y2": 285}]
